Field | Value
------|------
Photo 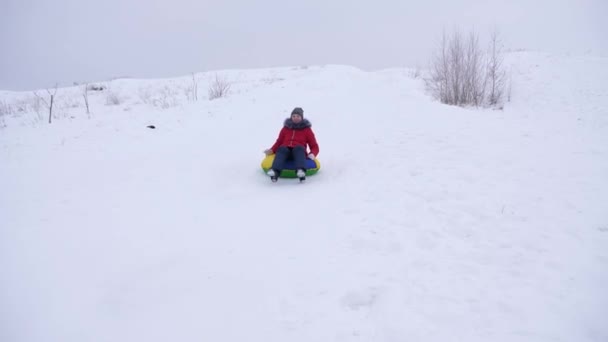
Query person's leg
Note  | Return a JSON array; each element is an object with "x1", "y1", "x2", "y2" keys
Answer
[
  {"x1": 292, "y1": 145, "x2": 307, "y2": 173},
  {"x1": 271, "y1": 146, "x2": 291, "y2": 175}
]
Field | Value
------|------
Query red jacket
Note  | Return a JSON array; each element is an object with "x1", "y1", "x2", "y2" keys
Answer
[{"x1": 271, "y1": 118, "x2": 319, "y2": 156}]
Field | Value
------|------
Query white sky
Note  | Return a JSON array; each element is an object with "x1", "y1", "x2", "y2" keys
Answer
[{"x1": 1, "y1": 0, "x2": 606, "y2": 91}]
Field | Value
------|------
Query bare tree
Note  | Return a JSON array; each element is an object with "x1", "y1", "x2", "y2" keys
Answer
[
  {"x1": 426, "y1": 30, "x2": 450, "y2": 104},
  {"x1": 82, "y1": 83, "x2": 91, "y2": 117},
  {"x1": 465, "y1": 31, "x2": 486, "y2": 106},
  {"x1": 427, "y1": 29, "x2": 473, "y2": 106},
  {"x1": 486, "y1": 30, "x2": 507, "y2": 107},
  {"x1": 426, "y1": 28, "x2": 508, "y2": 108},
  {"x1": 33, "y1": 84, "x2": 58, "y2": 123},
  {"x1": 448, "y1": 30, "x2": 465, "y2": 105},
  {"x1": 208, "y1": 73, "x2": 231, "y2": 100}
]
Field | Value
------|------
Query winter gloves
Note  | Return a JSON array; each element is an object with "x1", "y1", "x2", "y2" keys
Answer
[{"x1": 308, "y1": 153, "x2": 316, "y2": 160}]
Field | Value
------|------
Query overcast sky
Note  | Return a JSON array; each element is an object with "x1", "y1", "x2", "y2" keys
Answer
[{"x1": 1, "y1": 0, "x2": 606, "y2": 91}]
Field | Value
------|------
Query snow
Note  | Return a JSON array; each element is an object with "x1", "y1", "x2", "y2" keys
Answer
[{"x1": 1, "y1": 51, "x2": 607, "y2": 342}]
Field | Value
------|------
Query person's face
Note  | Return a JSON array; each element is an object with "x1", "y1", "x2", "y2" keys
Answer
[{"x1": 291, "y1": 114, "x2": 302, "y2": 123}]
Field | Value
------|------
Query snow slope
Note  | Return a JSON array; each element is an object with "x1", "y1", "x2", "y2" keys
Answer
[{"x1": 1, "y1": 52, "x2": 607, "y2": 342}]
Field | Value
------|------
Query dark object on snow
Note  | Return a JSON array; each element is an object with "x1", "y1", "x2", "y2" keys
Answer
[
  {"x1": 147, "y1": 125, "x2": 156, "y2": 129},
  {"x1": 86, "y1": 84, "x2": 106, "y2": 91}
]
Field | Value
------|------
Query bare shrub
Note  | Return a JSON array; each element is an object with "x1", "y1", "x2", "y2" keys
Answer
[
  {"x1": 426, "y1": 28, "x2": 508, "y2": 108},
  {"x1": 105, "y1": 88, "x2": 122, "y2": 106},
  {"x1": 138, "y1": 88, "x2": 153, "y2": 104},
  {"x1": 139, "y1": 86, "x2": 179, "y2": 109},
  {"x1": 155, "y1": 86, "x2": 179, "y2": 108},
  {"x1": 408, "y1": 65, "x2": 422, "y2": 79},
  {"x1": 208, "y1": 73, "x2": 231, "y2": 100},
  {"x1": 22, "y1": 96, "x2": 42, "y2": 115},
  {"x1": 8, "y1": 96, "x2": 43, "y2": 123},
  {"x1": 0, "y1": 101, "x2": 10, "y2": 128},
  {"x1": 0, "y1": 101, "x2": 14, "y2": 116}
]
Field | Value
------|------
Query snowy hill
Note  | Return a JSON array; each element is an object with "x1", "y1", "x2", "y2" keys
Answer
[{"x1": 1, "y1": 52, "x2": 607, "y2": 342}]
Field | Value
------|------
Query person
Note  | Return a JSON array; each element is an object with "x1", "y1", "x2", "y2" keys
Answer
[{"x1": 264, "y1": 107, "x2": 319, "y2": 181}]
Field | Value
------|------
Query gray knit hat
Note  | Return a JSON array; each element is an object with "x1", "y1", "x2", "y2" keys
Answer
[{"x1": 291, "y1": 107, "x2": 304, "y2": 117}]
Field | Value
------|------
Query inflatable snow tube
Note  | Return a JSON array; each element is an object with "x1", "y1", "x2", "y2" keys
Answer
[{"x1": 261, "y1": 154, "x2": 320, "y2": 178}]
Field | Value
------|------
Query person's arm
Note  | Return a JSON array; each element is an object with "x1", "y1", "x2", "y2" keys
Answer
[
  {"x1": 270, "y1": 127, "x2": 286, "y2": 153},
  {"x1": 306, "y1": 128, "x2": 319, "y2": 157}
]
